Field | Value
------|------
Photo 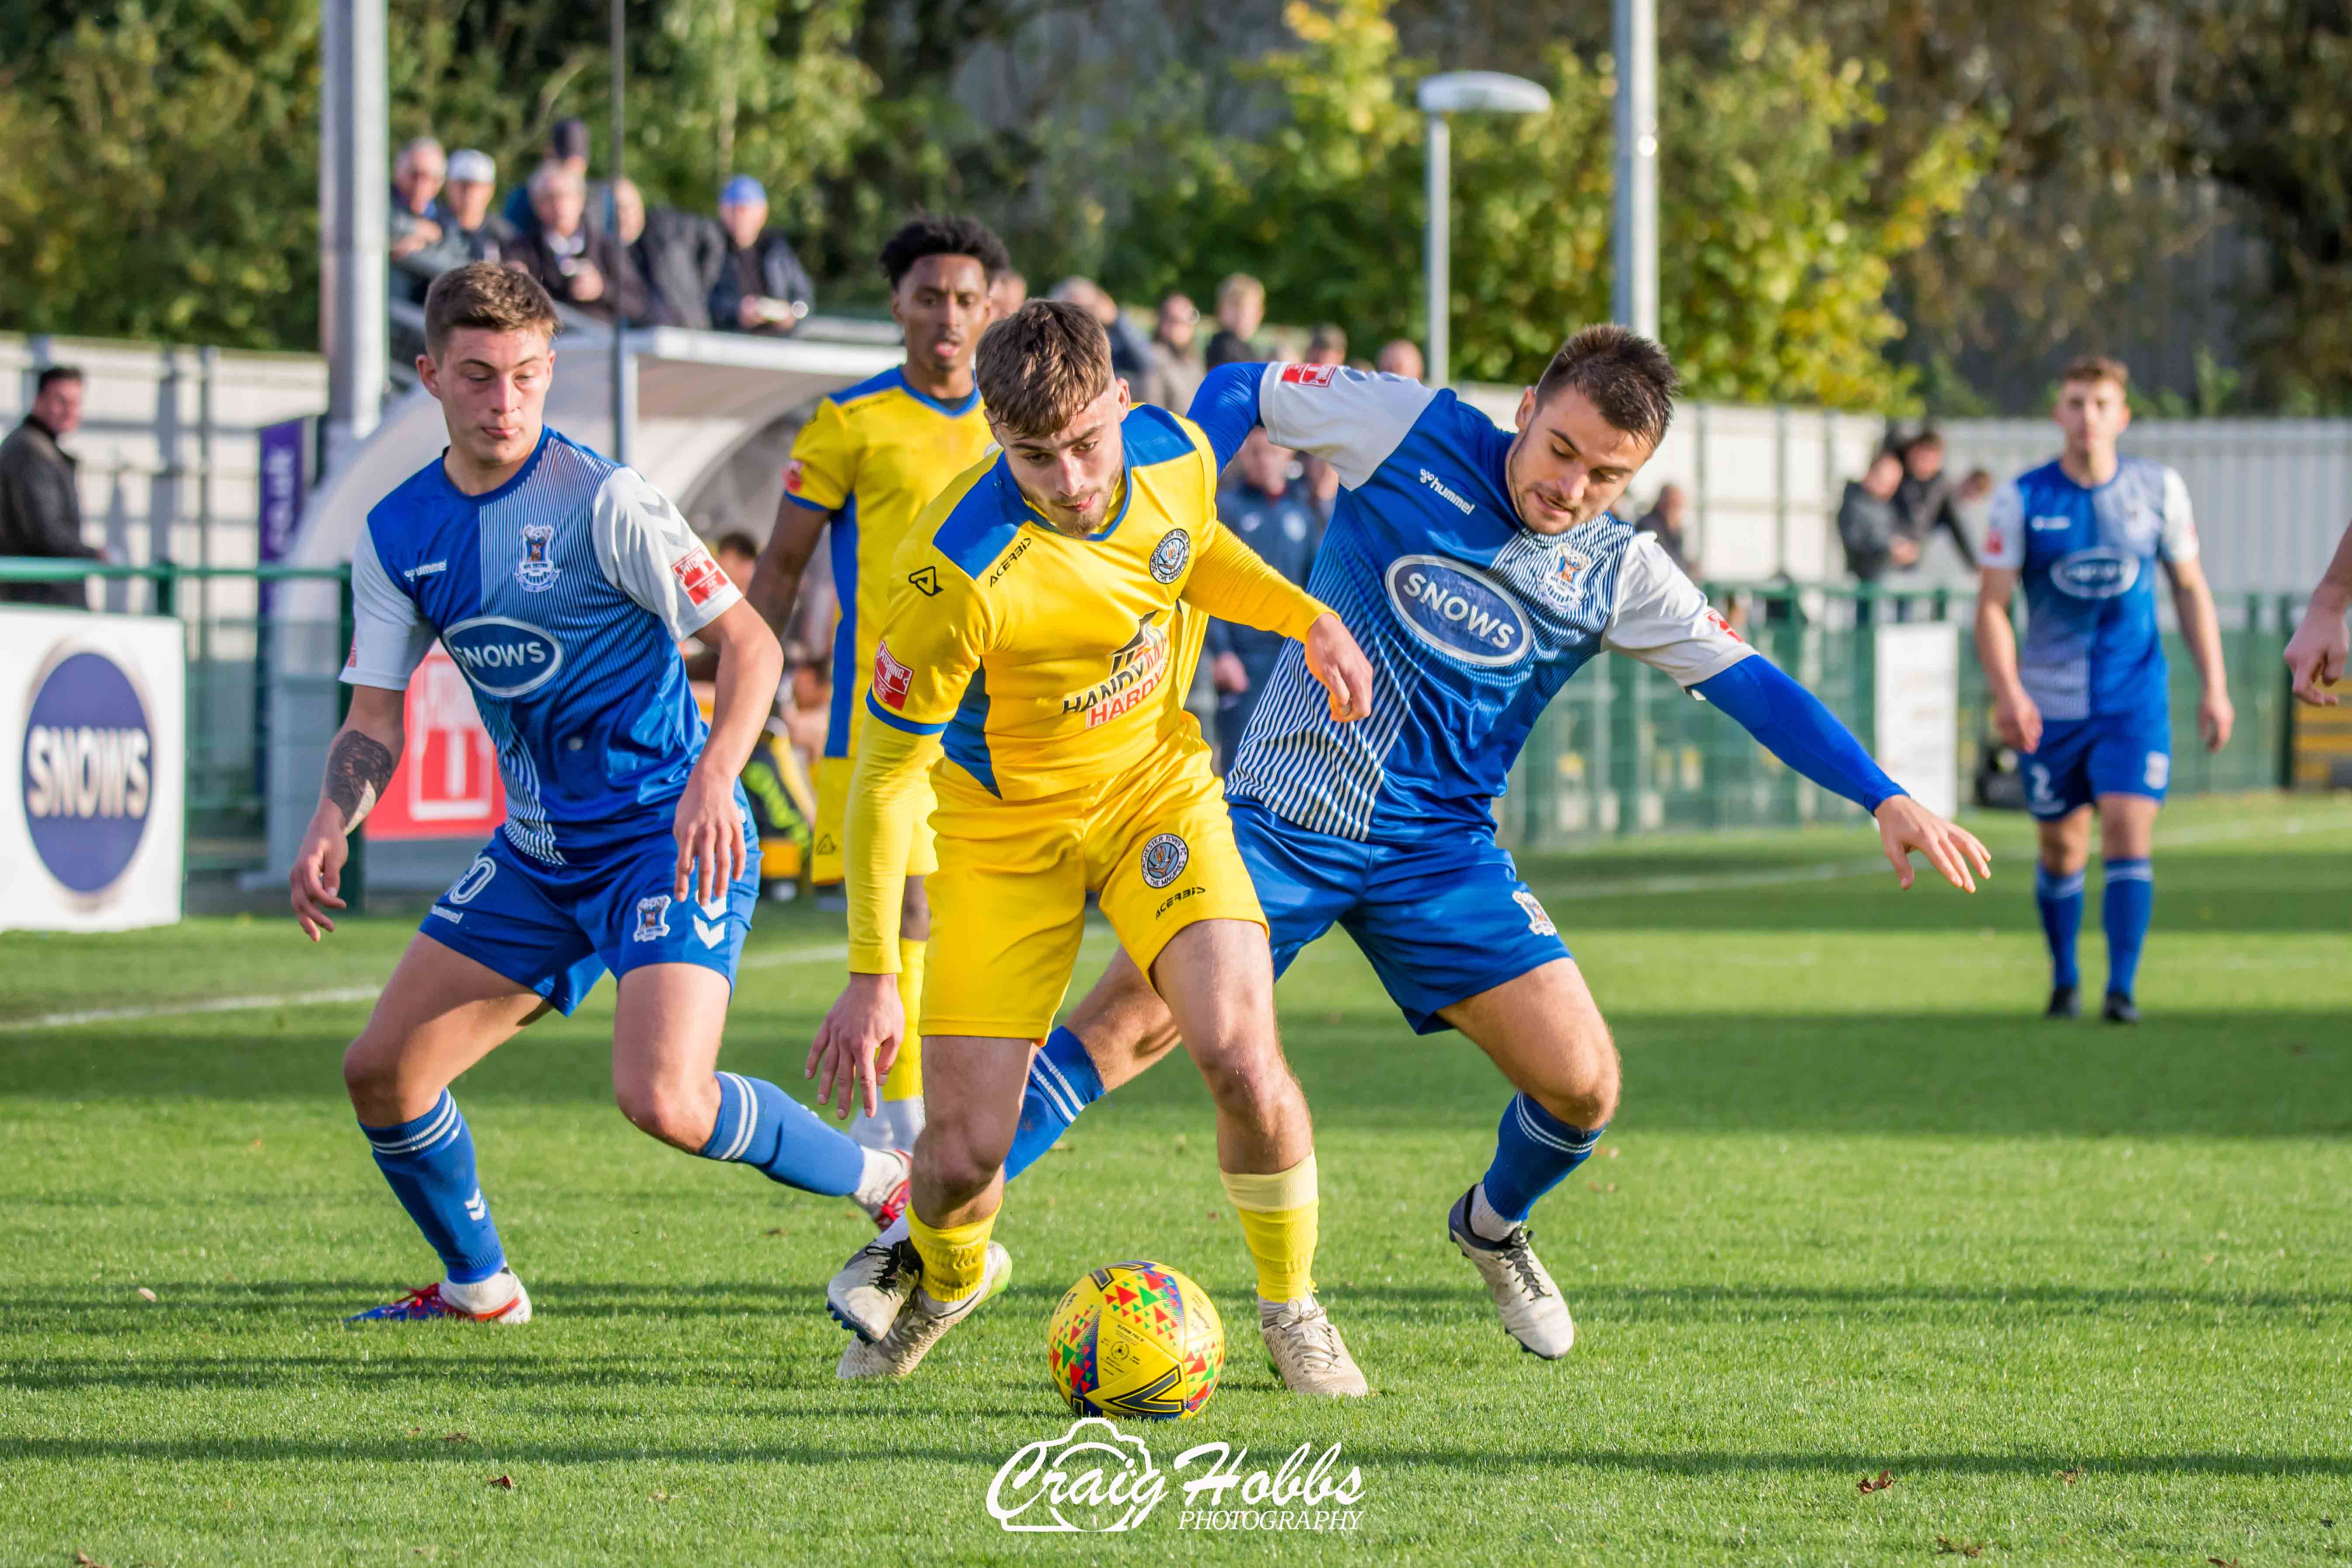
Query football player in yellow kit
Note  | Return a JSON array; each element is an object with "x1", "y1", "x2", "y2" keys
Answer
[
  {"x1": 805, "y1": 301, "x2": 1379, "y2": 1395},
  {"x1": 745, "y1": 214, "x2": 1012, "y2": 1154}
]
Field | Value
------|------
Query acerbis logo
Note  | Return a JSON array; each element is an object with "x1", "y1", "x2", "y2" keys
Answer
[
  {"x1": 1382, "y1": 555, "x2": 1530, "y2": 668},
  {"x1": 442, "y1": 617, "x2": 565, "y2": 698},
  {"x1": 2049, "y1": 547, "x2": 2140, "y2": 600},
  {"x1": 20, "y1": 644, "x2": 155, "y2": 898}
]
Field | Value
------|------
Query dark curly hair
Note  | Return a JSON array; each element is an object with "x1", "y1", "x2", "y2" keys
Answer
[{"x1": 877, "y1": 213, "x2": 1013, "y2": 291}]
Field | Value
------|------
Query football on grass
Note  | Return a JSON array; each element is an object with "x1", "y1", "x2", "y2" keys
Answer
[{"x1": 1046, "y1": 1260, "x2": 1223, "y2": 1420}]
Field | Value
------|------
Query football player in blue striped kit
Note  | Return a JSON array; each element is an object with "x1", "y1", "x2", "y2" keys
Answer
[
  {"x1": 289, "y1": 264, "x2": 908, "y2": 1324},
  {"x1": 826, "y1": 326, "x2": 1991, "y2": 1361},
  {"x1": 1975, "y1": 355, "x2": 2233, "y2": 1023}
]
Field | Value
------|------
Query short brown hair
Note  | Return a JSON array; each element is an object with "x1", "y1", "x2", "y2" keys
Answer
[
  {"x1": 424, "y1": 262, "x2": 561, "y2": 358},
  {"x1": 2061, "y1": 354, "x2": 2130, "y2": 393},
  {"x1": 975, "y1": 300, "x2": 1112, "y2": 441},
  {"x1": 1532, "y1": 325, "x2": 1679, "y2": 447}
]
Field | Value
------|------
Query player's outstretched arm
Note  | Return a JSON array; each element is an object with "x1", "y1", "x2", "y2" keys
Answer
[
  {"x1": 289, "y1": 685, "x2": 406, "y2": 941},
  {"x1": 2286, "y1": 520, "x2": 2352, "y2": 706},
  {"x1": 1693, "y1": 656, "x2": 1991, "y2": 893},
  {"x1": 1181, "y1": 518, "x2": 1371, "y2": 720},
  {"x1": 2163, "y1": 555, "x2": 2233, "y2": 752},
  {"x1": 675, "y1": 601, "x2": 785, "y2": 905}
]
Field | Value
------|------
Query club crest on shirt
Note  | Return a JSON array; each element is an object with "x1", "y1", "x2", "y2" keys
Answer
[
  {"x1": 1537, "y1": 548, "x2": 1593, "y2": 608},
  {"x1": 1140, "y1": 832, "x2": 1190, "y2": 889},
  {"x1": 516, "y1": 522, "x2": 561, "y2": 592},
  {"x1": 633, "y1": 894, "x2": 672, "y2": 942},
  {"x1": 1149, "y1": 529, "x2": 1191, "y2": 585}
]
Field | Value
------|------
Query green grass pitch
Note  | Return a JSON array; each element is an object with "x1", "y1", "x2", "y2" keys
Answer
[{"x1": 3, "y1": 794, "x2": 2348, "y2": 1566}]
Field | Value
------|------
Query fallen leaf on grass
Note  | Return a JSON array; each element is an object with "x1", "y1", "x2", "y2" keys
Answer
[
  {"x1": 651, "y1": 1491, "x2": 670, "y2": 1502},
  {"x1": 440, "y1": 1433, "x2": 473, "y2": 1444},
  {"x1": 135, "y1": 1288, "x2": 157, "y2": 1302},
  {"x1": 2055, "y1": 1468, "x2": 2080, "y2": 1484},
  {"x1": 1602, "y1": 1145, "x2": 1620, "y2": 1159},
  {"x1": 248, "y1": 1138, "x2": 264, "y2": 1151},
  {"x1": 763, "y1": 1228, "x2": 786, "y2": 1236},
  {"x1": 76, "y1": 1552, "x2": 110, "y2": 1567},
  {"x1": 487, "y1": 1475, "x2": 515, "y2": 1491},
  {"x1": 1934, "y1": 1536, "x2": 1986, "y2": 1558},
  {"x1": 1859, "y1": 1470, "x2": 1896, "y2": 1494},
  {"x1": 2208, "y1": 1558, "x2": 2238, "y2": 1568}
]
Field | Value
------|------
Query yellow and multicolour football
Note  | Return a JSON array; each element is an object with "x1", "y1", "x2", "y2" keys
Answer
[{"x1": 1046, "y1": 1260, "x2": 1224, "y2": 1420}]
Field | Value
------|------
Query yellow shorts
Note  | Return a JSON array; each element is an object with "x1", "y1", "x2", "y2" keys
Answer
[
  {"x1": 922, "y1": 735, "x2": 1265, "y2": 1040},
  {"x1": 813, "y1": 752, "x2": 938, "y2": 886}
]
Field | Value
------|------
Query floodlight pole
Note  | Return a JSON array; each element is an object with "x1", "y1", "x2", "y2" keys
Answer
[
  {"x1": 1417, "y1": 73, "x2": 1553, "y2": 389},
  {"x1": 609, "y1": 0, "x2": 630, "y2": 465},
  {"x1": 320, "y1": 0, "x2": 387, "y2": 477},
  {"x1": 1613, "y1": 0, "x2": 1660, "y2": 339}
]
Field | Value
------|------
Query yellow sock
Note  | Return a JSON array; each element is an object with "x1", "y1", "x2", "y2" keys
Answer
[
  {"x1": 1220, "y1": 1155, "x2": 1319, "y2": 1302},
  {"x1": 884, "y1": 938, "x2": 926, "y2": 1102},
  {"x1": 907, "y1": 1209, "x2": 995, "y2": 1304}
]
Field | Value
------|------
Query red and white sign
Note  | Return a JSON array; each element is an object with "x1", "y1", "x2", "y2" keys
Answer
[
  {"x1": 672, "y1": 545, "x2": 729, "y2": 607},
  {"x1": 1278, "y1": 363, "x2": 1338, "y2": 388},
  {"x1": 366, "y1": 647, "x2": 506, "y2": 841},
  {"x1": 873, "y1": 641, "x2": 914, "y2": 710}
]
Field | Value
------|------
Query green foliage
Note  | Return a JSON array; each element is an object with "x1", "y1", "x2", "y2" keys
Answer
[{"x1": 1104, "y1": 0, "x2": 1990, "y2": 410}]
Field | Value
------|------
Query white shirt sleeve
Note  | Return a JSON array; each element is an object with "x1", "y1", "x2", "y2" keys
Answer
[
  {"x1": 2158, "y1": 466, "x2": 2200, "y2": 563},
  {"x1": 1980, "y1": 479, "x2": 2024, "y2": 570},
  {"x1": 591, "y1": 467, "x2": 743, "y2": 640},
  {"x1": 1255, "y1": 363, "x2": 1440, "y2": 489},
  {"x1": 1602, "y1": 533, "x2": 1755, "y2": 687},
  {"x1": 340, "y1": 526, "x2": 438, "y2": 691}
]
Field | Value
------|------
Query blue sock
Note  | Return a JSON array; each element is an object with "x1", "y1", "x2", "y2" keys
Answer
[
  {"x1": 699, "y1": 1072, "x2": 865, "y2": 1196},
  {"x1": 1478, "y1": 1093, "x2": 1604, "y2": 1224},
  {"x1": 1007, "y1": 1026, "x2": 1105, "y2": 1181},
  {"x1": 361, "y1": 1091, "x2": 505, "y2": 1284},
  {"x1": 2035, "y1": 864, "x2": 2086, "y2": 990},
  {"x1": 2103, "y1": 858, "x2": 2153, "y2": 999}
]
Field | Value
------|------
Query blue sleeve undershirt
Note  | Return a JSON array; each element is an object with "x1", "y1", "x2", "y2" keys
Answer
[
  {"x1": 1188, "y1": 362, "x2": 1266, "y2": 472},
  {"x1": 1692, "y1": 656, "x2": 1905, "y2": 813}
]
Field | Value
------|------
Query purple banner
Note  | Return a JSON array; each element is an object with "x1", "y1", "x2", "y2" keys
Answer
[{"x1": 257, "y1": 419, "x2": 305, "y2": 621}]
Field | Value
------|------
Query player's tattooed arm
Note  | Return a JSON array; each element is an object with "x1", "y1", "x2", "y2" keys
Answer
[{"x1": 324, "y1": 727, "x2": 397, "y2": 832}]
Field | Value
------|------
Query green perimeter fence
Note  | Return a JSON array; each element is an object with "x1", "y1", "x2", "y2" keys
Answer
[{"x1": 0, "y1": 562, "x2": 2300, "y2": 884}]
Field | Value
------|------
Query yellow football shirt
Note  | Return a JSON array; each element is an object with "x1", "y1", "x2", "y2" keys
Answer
[
  {"x1": 844, "y1": 403, "x2": 1329, "y2": 971},
  {"x1": 781, "y1": 367, "x2": 997, "y2": 760}
]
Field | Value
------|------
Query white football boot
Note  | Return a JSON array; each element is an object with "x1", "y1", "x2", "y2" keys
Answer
[
  {"x1": 1447, "y1": 1185, "x2": 1574, "y2": 1358},
  {"x1": 1258, "y1": 1296, "x2": 1371, "y2": 1397},
  {"x1": 828, "y1": 1221, "x2": 919, "y2": 1343},
  {"x1": 836, "y1": 1242, "x2": 1010, "y2": 1380}
]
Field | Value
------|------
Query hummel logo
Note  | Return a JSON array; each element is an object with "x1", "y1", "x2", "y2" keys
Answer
[
  {"x1": 2029, "y1": 515, "x2": 2071, "y2": 532},
  {"x1": 464, "y1": 1189, "x2": 487, "y2": 1222},
  {"x1": 693, "y1": 916, "x2": 727, "y2": 950},
  {"x1": 1418, "y1": 469, "x2": 1475, "y2": 515},
  {"x1": 404, "y1": 560, "x2": 449, "y2": 580}
]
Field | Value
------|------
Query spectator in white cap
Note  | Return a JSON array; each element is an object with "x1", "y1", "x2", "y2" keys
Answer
[
  {"x1": 442, "y1": 149, "x2": 515, "y2": 265},
  {"x1": 709, "y1": 175, "x2": 815, "y2": 335}
]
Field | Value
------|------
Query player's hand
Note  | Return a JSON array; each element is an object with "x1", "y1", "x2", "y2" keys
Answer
[
  {"x1": 672, "y1": 766, "x2": 746, "y2": 906},
  {"x1": 807, "y1": 973, "x2": 902, "y2": 1121},
  {"x1": 1873, "y1": 796, "x2": 1991, "y2": 892},
  {"x1": 1212, "y1": 652, "x2": 1250, "y2": 695},
  {"x1": 1302, "y1": 612, "x2": 1373, "y2": 722},
  {"x1": 288, "y1": 808, "x2": 350, "y2": 941},
  {"x1": 2285, "y1": 595, "x2": 2349, "y2": 707},
  {"x1": 2197, "y1": 689, "x2": 2235, "y2": 752},
  {"x1": 1992, "y1": 689, "x2": 2042, "y2": 754}
]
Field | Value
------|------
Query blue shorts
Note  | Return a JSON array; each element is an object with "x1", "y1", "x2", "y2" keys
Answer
[
  {"x1": 2020, "y1": 707, "x2": 2171, "y2": 819},
  {"x1": 1231, "y1": 801, "x2": 1570, "y2": 1036},
  {"x1": 419, "y1": 797, "x2": 760, "y2": 1015}
]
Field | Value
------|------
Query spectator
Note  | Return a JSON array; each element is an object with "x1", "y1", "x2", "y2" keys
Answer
[
  {"x1": 1837, "y1": 450, "x2": 1912, "y2": 622},
  {"x1": 1375, "y1": 338, "x2": 1425, "y2": 380},
  {"x1": 1305, "y1": 323, "x2": 1347, "y2": 366},
  {"x1": 1204, "y1": 273, "x2": 1268, "y2": 367},
  {"x1": 989, "y1": 268, "x2": 1028, "y2": 321},
  {"x1": 1634, "y1": 482, "x2": 1699, "y2": 578},
  {"x1": 441, "y1": 149, "x2": 515, "y2": 265},
  {"x1": 0, "y1": 367, "x2": 102, "y2": 607},
  {"x1": 614, "y1": 179, "x2": 724, "y2": 329},
  {"x1": 387, "y1": 137, "x2": 464, "y2": 304},
  {"x1": 508, "y1": 163, "x2": 649, "y2": 323},
  {"x1": 1891, "y1": 428, "x2": 1980, "y2": 572},
  {"x1": 709, "y1": 176, "x2": 814, "y2": 335},
  {"x1": 503, "y1": 116, "x2": 595, "y2": 239},
  {"x1": 1303, "y1": 454, "x2": 1341, "y2": 524},
  {"x1": 1141, "y1": 291, "x2": 1203, "y2": 412},
  {"x1": 1205, "y1": 428, "x2": 1323, "y2": 767},
  {"x1": 1050, "y1": 277, "x2": 1152, "y2": 384}
]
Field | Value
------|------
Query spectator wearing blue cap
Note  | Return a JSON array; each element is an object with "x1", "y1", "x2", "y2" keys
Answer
[{"x1": 709, "y1": 176, "x2": 815, "y2": 335}]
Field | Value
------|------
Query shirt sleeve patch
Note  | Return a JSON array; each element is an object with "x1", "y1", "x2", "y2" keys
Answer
[
  {"x1": 671, "y1": 543, "x2": 729, "y2": 607},
  {"x1": 873, "y1": 640, "x2": 914, "y2": 710},
  {"x1": 1278, "y1": 363, "x2": 1339, "y2": 388}
]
